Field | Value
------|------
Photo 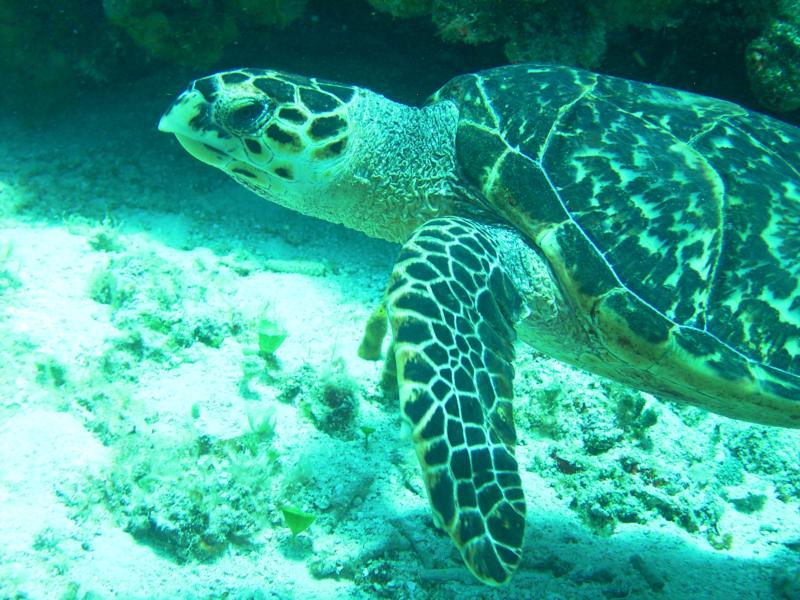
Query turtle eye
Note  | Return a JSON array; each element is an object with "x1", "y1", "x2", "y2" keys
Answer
[{"x1": 220, "y1": 98, "x2": 271, "y2": 135}]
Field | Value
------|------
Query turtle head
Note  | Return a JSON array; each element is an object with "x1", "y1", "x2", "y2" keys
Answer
[
  {"x1": 159, "y1": 68, "x2": 358, "y2": 217},
  {"x1": 161, "y1": 68, "x2": 462, "y2": 241}
]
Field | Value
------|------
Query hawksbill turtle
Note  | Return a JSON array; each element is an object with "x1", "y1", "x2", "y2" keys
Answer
[{"x1": 159, "y1": 64, "x2": 800, "y2": 585}]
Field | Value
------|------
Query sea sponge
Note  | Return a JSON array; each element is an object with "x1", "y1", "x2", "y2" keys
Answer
[
  {"x1": 102, "y1": 0, "x2": 307, "y2": 67},
  {"x1": 746, "y1": 18, "x2": 800, "y2": 112},
  {"x1": 225, "y1": 0, "x2": 308, "y2": 27},
  {"x1": 368, "y1": 0, "x2": 433, "y2": 18},
  {"x1": 502, "y1": 3, "x2": 608, "y2": 68},
  {"x1": 602, "y1": 0, "x2": 692, "y2": 30},
  {"x1": 102, "y1": 1, "x2": 238, "y2": 66}
]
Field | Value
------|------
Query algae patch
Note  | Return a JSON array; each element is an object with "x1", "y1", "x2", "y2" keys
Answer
[{"x1": 104, "y1": 423, "x2": 280, "y2": 562}]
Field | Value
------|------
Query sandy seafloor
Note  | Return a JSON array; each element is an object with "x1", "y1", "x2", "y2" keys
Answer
[{"x1": 0, "y1": 70, "x2": 798, "y2": 600}]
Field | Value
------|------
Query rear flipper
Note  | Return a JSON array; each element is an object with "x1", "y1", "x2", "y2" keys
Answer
[{"x1": 372, "y1": 216, "x2": 528, "y2": 585}]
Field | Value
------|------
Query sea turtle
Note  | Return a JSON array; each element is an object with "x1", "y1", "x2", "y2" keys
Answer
[{"x1": 159, "y1": 64, "x2": 800, "y2": 585}]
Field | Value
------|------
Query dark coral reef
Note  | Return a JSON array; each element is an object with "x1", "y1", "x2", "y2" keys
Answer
[
  {"x1": 0, "y1": 0, "x2": 798, "y2": 120},
  {"x1": 746, "y1": 0, "x2": 800, "y2": 111}
]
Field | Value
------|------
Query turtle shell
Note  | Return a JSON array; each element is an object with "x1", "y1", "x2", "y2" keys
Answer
[{"x1": 432, "y1": 64, "x2": 800, "y2": 425}]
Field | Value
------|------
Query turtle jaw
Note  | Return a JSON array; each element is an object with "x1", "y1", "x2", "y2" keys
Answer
[{"x1": 169, "y1": 133, "x2": 228, "y2": 168}]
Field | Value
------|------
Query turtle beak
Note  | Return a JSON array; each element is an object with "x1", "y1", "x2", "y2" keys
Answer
[
  {"x1": 159, "y1": 88, "x2": 234, "y2": 168},
  {"x1": 158, "y1": 89, "x2": 202, "y2": 134}
]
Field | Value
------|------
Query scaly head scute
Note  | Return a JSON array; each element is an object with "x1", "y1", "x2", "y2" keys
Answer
[{"x1": 158, "y1": 68, "x2": 356, "y2": 207}]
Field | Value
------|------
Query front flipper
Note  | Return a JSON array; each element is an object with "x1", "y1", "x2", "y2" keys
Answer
[{"x1": 384, "y1": 216, "x2": 527, "y2": 585}]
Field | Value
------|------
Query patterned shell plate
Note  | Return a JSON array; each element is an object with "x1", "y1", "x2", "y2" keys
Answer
[{"x1": 432, "y1": 65, "x2": 799, "y2": 408}]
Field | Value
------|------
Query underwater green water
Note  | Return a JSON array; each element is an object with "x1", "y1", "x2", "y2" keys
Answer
[{"x1": 0, "y1": 2, "x2": 798, "y2": 599}]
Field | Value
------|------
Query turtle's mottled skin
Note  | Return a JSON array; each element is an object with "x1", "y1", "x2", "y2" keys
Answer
[{"x1": 160, "y1": 64, "x2": 800, "y2": 585}]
